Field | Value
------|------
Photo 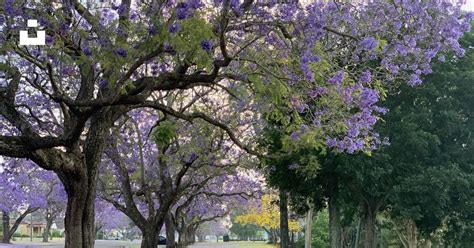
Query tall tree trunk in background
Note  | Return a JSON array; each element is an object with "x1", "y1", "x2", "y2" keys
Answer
[
  {"x1": 363, "y1": 204, "x2": 377, "y2": 248},
  {"x1": 42, "y1": 216, "x2": 54, "y2": 242},
  {"x1": 2, "y1": 212, "x2": 10, "y2": 243},
  {"x1": 165, "y1": 212, "x2": 176, "y2": 248},
  {"x1": 329, "y1": 196, "x2": 342, "y2": 248},
  {"x1": 305, "y1": 207, "x2": 313, "y2": 248},
  {"x1": 355, "y1": 217, "x2": 362, "y2": 248},
  {"x1": 394, "y1": 219, "x2": 418, "y2": 248},
  {"x1": 188, "y1": 227, "x2": 196, "y2": 244},
  {"x1": 406, "y1": 220, "x2": 418, "y2": 248},
  {"x1": 280, "y1": 190, "x2": 290, "y2": 248},
  {"x1": 291, "y1": 232, "x2": 295, "y2": 247}
]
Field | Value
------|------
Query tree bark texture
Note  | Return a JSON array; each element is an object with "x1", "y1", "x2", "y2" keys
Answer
[
  {"x1": 305, "y1": 207, "x2": 313, "y2": 248},
  {"x1": 42, "y1": 216, "x2": 54, "y2": 242},
  {"x1": 165, "y1": 212, "x2": 176, "y2": 248},
  {"x1": 280, "y1": 190, "x2": 290, "y2": 248},
  {"x1": 363, "y1": 205, "x2": 377, "y2": 248},
  {"x1": 2, "y1": 212, "x2": 10, "y2": 243},
  {"x1": 329, "y1": 197, "x2": 342, "y2": 248}
]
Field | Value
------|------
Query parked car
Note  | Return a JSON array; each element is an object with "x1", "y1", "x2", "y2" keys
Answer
[{"x1": 158, "y1": 235, "x2": 166, "y2": 245}]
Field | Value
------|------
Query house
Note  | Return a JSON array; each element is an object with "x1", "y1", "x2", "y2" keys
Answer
[{"x1": 10, "y1": 212, "x2": 46, "y2": 237}]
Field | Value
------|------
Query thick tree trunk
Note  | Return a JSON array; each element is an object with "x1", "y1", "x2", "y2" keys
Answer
[
  {"x1": 363, "y1": 206, "x2": 377, "y2": 248},
  {"x1": 178, "y1": 228, "x2": 190, "y2": 246},
  {"x1": 165, "y1": 212, "x2": 176, "y2": 248},
  {"x1": 305, "y1": 207, "x2": 313, "y2": 248},
  {"x1": 42, "y1": 217, "x2": 53, "y2": 242},
  {"x1": 141, "y1": 227, "x2": 159, "y2": 248},
  {"x1": 61, "y1": 175, "x2": 96, "y2": 248},
  {"x1": 280, "y1": 190, "x2": 290, "y2": 248},
  {"x1": 187, "y1": 228, "x2": 195, "y2": 244},
  {"x1": 329, "y1": 197, "x2": 342, "y2": 248},
  {"x1": 2, "y1": 211, "x2": 10, "y2": 243},
  {"x1": 59, "y1": 111, "x2": 113, "y2": 248}
]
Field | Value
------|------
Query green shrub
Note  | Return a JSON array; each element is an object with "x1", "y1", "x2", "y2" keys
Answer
[{"x1": 51, "y1": 230, "x2": 64, "y2": 238}]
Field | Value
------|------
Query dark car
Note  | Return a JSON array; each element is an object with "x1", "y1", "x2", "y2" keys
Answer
[
  {"x1": 158, "y1": 235, "x2": 167, "y2": 245},
  {"x1": 223, "y1": 235, "x2": 230, "y2": 242}
]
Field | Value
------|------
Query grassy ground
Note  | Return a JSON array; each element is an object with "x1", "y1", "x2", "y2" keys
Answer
[
  {"x1": 11, "y1": 237, "x2": 65, "y2": 245},
  {"x1": 189, "y1": 241, "x2": 276, "y2": 248}
]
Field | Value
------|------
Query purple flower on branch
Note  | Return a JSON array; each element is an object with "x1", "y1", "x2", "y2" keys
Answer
[
  {"x1": 169, "y1": 23, "x2": 181, "y2": 33},
  {"x1": 99, "y1": 79, "x2": 108, "y2": 90},
  {"x1": 115, "y1": 48, "x2": 128, "y2": 58},
  {"x1": 328, "y1": 71, "x2": 344, "y2": 85},
  {"x1": 200, "y1": 40, "x2": 213, "y2": 51},
  {"x1": 360, "y1": 36, "x2": 378, "y2": 51},
  {"x1": 359, "y1": 70, "x2": 372, "y2": 84}
]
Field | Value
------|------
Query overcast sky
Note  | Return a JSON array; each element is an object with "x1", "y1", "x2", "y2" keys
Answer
[{"x1": 463, "y1": 0, "x2": 474, "y2": 10}]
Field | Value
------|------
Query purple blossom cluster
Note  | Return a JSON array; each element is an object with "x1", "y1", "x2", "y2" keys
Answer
[{"x1": 249, "y1": 0, "x2": 472, "y2": 153}]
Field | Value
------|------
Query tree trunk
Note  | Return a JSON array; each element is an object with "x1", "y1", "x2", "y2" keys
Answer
[
  {"x1": 273, "y1": 230, "x2": 278, "y2": 245},
  {"x1": 291, "y1": 232, "x2": 295, "y2": 247},
  {"x1": 305, "y1": 207, "x2": 313, "y2": 248},
  {"x1": 141, "y1": 227, "x2": 159, "y2": 248},
  {"x1": 406, "y1": 220, "x2": 418, "y2": 248},
  {"x1": 178, "y1": 225, "x2": 190, "y2": 246},
  {"x1": 355, "y1": 217, "x2": 362, "y2": 248},
  {"x1": 280, "y1": 190, "x2": 290, "y2": 248},
  {"x1": 2, "y1": 211, "x2": 10, "y2": 243},
  {"x1": 329, "y1": 197, "x2": 342, "y2": 248},
  {"x1": 187, "y1": 228, "x2": 195, "y2": 244},
  {"x1": 165, "y1": 212, "x2": 176, "y2": 248},
  {"x1": 58, "y1": 111, "x2": 116, "y2": 248},
  {"x1": 363, "y1": 205, "x2": 377, "y2": 248},
  {"x1": 60, "y1": 173, "x2": 96, "y2": 248},
  {"x1": 42, "y1": 217, "x2": 53, "y2": 242}
]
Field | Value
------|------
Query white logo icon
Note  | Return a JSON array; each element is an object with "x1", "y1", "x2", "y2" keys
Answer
[{"x1": 19, "y1": 19, "x2": 45, "y2": 46}]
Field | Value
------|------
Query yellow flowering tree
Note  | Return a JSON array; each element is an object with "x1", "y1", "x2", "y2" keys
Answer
[{"x1": 235, "y1": 194, "x2": 302, "y2": 244}]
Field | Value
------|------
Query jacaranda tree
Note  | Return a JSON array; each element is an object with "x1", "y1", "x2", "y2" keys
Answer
[
  {"x1": 0, "y1": 1, "x2": 471, "y2": 247},
  {"x1": 0, "y1": 159, "x2": 63, "y2": 243}
]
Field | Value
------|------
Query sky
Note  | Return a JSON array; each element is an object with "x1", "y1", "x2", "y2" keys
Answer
[
  {"x1": 463, "y1": 0, "x2": 474, "y2": 11},
  {"x1": 463, "y1": 0, "x2": 474, "y2": 10}
]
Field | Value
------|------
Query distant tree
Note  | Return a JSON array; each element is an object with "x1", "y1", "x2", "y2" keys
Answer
[
  {"x1": 0, "y1": 160, "x2": 52, "y2": 243},
  {"x1": 323, "y1": 26, "x2": 474, "y2": 248},
  {"x1": 235, "y1": 194, "x2": 302, "y2": 245}
]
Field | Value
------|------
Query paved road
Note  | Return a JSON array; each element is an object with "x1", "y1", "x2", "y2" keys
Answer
[
  {"x1": 189, "y1": 242, "x2": 269, "y2": 248},
  {"x1": 0, "y1": 241, "x2": 270, "y2": 248},
  {"x1": 0, "y1": 240, "x2": 143, "y2": 248}
]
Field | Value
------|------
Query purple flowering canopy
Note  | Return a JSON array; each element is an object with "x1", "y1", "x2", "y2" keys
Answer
[
  {"x1": 0, "y1": 0, "x2": 472, "y2": 247},
  {"x1": 96, "y1": 106, "x2": 262, "y2": 246}
]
